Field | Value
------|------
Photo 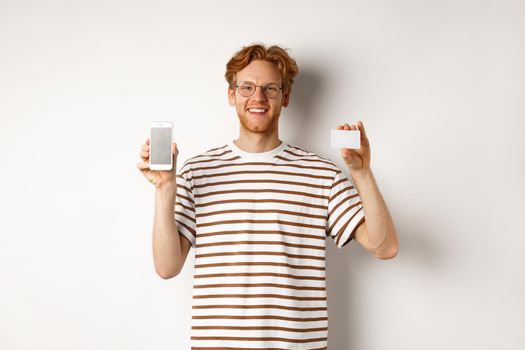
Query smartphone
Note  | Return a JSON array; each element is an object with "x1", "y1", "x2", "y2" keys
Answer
[
  {"x1": 149, "y1": 121, "x2": 173, "y2": 170},
  {"x1": 330, "y1": 129, "x2": 361, "y2": 149}
]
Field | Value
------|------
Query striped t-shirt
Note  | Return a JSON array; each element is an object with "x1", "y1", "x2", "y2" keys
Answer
[{"x1": 175, "y1": 140, "x2": 365, "y2": 350}]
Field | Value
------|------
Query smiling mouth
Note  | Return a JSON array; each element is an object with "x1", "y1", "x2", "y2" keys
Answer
[{"x1": 247, "y1": 108, "x2": 268, "y2": 116}]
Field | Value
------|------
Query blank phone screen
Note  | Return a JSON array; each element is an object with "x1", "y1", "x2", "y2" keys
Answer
[{"x1": 150, "y1": 127, "x2": 171, "y2": 164}]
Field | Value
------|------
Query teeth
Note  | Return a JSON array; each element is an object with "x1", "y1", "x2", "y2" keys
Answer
[{"x1": 248, "y1": 108, "x2": 266, "y2": 113}]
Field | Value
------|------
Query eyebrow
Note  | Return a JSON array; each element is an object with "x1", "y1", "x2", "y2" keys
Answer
[{"x1": 238, "y1": 80, "x2": 281, "y2": 85}]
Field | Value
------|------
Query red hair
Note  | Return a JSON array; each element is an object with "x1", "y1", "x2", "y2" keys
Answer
[{"x1": 225, "y1": 43, "x2": 299, "y2": 96}]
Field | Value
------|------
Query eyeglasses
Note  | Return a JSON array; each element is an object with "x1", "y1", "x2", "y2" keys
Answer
[{"x1": 234, "y1": 81, "x2": 282, "y2": 98}]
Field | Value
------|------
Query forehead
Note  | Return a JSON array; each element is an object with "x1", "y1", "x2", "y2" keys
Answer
[{"x1": 235, "y1": 60, "x2": 282, "y2": 84}]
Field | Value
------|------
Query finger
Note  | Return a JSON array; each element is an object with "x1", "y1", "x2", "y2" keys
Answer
[
  {"x1": 137, "y1": 161, "x2": 149, "y2": 170},
  {"x1": 146, "y1": 138, "x2": 150, "y2": 145},
  {"x1": 140, "y1": 150, "x2": 149, "y2": 160},
  {"x1": 357, "y1": 120, "x2": 367, "y2": 138},
  {"x1": 343, "y1": 123, "x2": 350, "y2": 130}
]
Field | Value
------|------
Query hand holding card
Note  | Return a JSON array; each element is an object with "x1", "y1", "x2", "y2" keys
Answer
[{"x1": 334, "y1": 121, "x2": 371, "y2": 171}]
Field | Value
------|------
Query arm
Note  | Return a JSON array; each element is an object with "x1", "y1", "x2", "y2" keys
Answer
[
  {"x1": 337, "y1": 121, "x2": 398, "y2": 259},
  {"x1": 137, "y1": 139, "x2": 191, "y2": 279},
  {"x1": 152, "y1": 184, "x2": 192, "y2": 279},
  {"x1": 350, "y1": 168, "x2": 398, "y2": 259}
]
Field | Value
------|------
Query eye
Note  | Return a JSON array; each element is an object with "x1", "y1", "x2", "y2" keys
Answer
[
  {"x1": 264, "y1": 84, "x2": 279, "y2": 92},
  {"x1": 239, "y1": 83, "x2": 254, "y2": 92}
]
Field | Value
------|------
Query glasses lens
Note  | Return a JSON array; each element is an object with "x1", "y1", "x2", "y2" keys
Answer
[
  {"x1": 238, "y1": 82, "x2": 255, "y2": 97},
  {"x1": 263, "y1": 84, "x2": 281, "y2": 98}
]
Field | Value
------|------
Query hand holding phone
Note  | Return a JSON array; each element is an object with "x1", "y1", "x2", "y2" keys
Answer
[{"x1": 136, "y1": 121, "x2": 178, "y2": 189}]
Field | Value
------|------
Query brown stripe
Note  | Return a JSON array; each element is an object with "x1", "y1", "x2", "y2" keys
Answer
[
  {"x1": 197, "y1": 219, "x2": 325, "y2": 230},
  {"x1": 283, "y1": 150, "x2": 334, "y2": 164},
  {"x1": 189, "y1": 170, "x2": 333, "y2": 181},
  {"x1": 176, "y1": 219, "x2": 196, "y2": 237},
  {"x1": 195, "y1": 188, "x2": 328, "y2": 200},
  {"x1": 192, "y1": 315, "x2": 327, "y2": 322},
  {"x1": 176, "y1": 183, "x2": 193, "y2": 194},
  {"x1": 195, "y1": 261, "x2": 325, "y2": 271},
  {"x1": 327, "y1": 202, "x2": 362, "y2": 235},
  {"x1": 328, "y1": 185, "x2": 355, "y2": 202},
  {"x1": 191, "y1": 336, "x2": 327, "y2": 343},
  {"x1": 331, "y1": 177, "x2": 346, "y2": 189},
  {"x1": 176, "y1": 174, "x2": 193, "y2": 189},
  {"x1": 207, "y1": 145, "x2": 229, "y2": 152},
  {"x1": 194, "y1": 179, "x2": 331, "y2": 190},
  {"x1": 197, "y1": 208, "x2": 325, "y2": 220},
  {"x1": 286, "y1": 145, "x2": 308, "y2": 153},
  {"x1": 276, "y1": 154, "x2": 335, "y2": 168},
  {"x1": 276, "y1": 155, "x2": 333, "y2": 168},
  {"x1": 341, "y1": 216, "x2": 366, "y2": 247},
  {"x1": 195, "y1": 251, "x2": 325, "y2": 261},
  {"x1": 196, "y1": 198, "x2": 326, "y2": 210},
  {"x1": 192, "y1": 325, "x2": 328, "y2": 332},
  {"x1": 175, "y1": 210, "x2": 195, "y2": 223},
  {"x1": 286, "y1": 147, "x2": 334, "y2": 165},
  {"x1": 187, "y1": 153, "x2": 237, "y2": 165},
  {"x1": 177, "y1": 193, "x2": 195, "y2": 205},
  {"x1": 175, "y1": 200, "x2": 195, "y2": 212},
  {"x1": 198, "y1": 229, "x2": 325, "y2": 241},
  {"x1": 327, "y1": 194, "x2": 358, "y2": 218},
  {"x1": 196, "y1": 240, "x2": 324, "y2": 251},
  {"x1": 192, "y1": 304, "x2": 327, "y2": 311},
  {"x1": 193, "y1": 283, "x2": 325, "y2": 291},
  {"x1": 185, "y1": 155, "x2": 241, "y2": 169},
  {"x1": 335, "y1": 207, "x2": 364, "y2": 246},
  {"x1": 193, "y1": 294, "x2": 326, "y2": 301},
  {"x1": 186, "y1": 147, "x2": 231, "y2": 161},
  {"x1": 194, "y1": 272, "x2": 324, "y2": 281},
  {"x1": 191, "y1": 160, "x2": 337, "y2": 173}
]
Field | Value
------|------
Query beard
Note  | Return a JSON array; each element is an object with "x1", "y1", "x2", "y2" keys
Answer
[{"x1": 237, "y1": 110, "x2": 280, "y2": 134}]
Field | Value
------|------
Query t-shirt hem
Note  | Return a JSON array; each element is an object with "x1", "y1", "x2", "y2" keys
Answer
[{"x1": 338, "y1": 209, "x2": 366, "y2": 249}]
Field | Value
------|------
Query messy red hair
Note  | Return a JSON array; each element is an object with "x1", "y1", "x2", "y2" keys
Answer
[{"x1": 225, "y1": 43, "x2": 299, "y2": 96}]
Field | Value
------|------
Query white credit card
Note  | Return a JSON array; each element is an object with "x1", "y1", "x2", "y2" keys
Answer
[{"x1": 330, "y1": 129, "x2": 361, "y2": 149}]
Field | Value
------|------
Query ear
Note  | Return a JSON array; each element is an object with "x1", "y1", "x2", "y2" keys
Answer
[
  {"x1": 228, "y1": 86, "x2": 236, "y2": 106},
  {"x1": 282, "y1": 91, "x2": 291, "y2": 107}
]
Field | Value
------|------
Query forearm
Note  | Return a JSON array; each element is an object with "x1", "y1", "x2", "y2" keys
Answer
[
  {"x1": 152, "y1": 185, "x2": 184, "y2": 277},
  {"x1": 349, "y1": 167, "x2": 398, "y2": 253}
]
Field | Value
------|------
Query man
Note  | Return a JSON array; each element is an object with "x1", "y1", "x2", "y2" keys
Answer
[{"x1": 137, "y1": 43, "x2": 398, "y2": 349}]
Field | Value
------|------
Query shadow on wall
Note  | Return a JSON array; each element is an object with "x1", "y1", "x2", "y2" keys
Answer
[
  {"x1": 285, "y1": 65, "x2": 326, "y2": 146},
  {"x1": 287, "y1": 66, "x2": 438, "y2": 348},
  {"x1": 326, "y1": 216, "x2": 438, "y2": 349}
]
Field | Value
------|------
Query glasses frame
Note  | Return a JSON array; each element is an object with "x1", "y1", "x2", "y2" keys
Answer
[{"x1": 234, "y1": 81, "x2": 283, "y2": 98}]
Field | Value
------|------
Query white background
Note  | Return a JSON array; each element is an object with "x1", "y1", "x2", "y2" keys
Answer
[{"x1": 1, "y1": 0, "x2": 524, "y2": 349}]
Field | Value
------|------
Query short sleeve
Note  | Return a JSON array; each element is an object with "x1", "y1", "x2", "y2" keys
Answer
[
  {"x1": 327, "y1": 170, "x2": 365, "y2": 248},
  {"x1": 175, "y1": 164, "x2": 196, "y2": 248}
]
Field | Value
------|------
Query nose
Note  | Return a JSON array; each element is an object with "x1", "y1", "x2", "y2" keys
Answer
[{"x1": 252, "y1": 86, "x2": 267, "y2": 100}]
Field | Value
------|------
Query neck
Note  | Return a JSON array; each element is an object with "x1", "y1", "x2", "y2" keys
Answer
[{"x1": 234, "y1": 126, "x2": 281, "y2": 153}]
